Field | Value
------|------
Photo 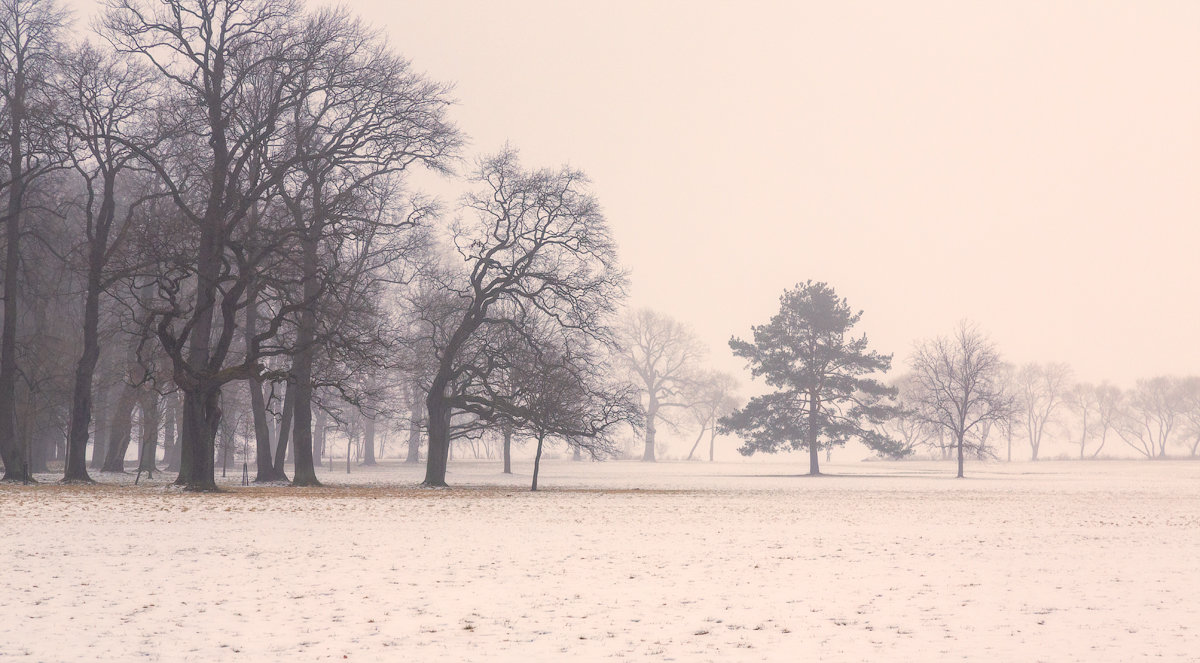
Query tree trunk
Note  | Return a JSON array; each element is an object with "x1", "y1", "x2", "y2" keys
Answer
[
  {"x1": 807, "y1": 394, "x2": 820, "y2": 476},
  {"x1": 686, "y1": 424, "x2": 705, "y2": 460},
  {"x1": 314, "y1": 408, "x2": 326, "y2": 467},
  {"x1": 90, "y1": 379, "x2": 111, "y2": 470},
  {"x1": 246, "y1": 289, "x2": 282, "y2": 482},
  {"x1": 164, "y1": 393, "x2": 181, "y2": 472},
  {"x1": 405, "y1": 396, "x2": 422, "y2": 464},
  {"x1": 531, "y1": 434, "x2": 545, "y2": 491},
  {"x1": 423, "y1": 383, "x2": 451, "y2": 486},
  {"x1": 642, "y1": 398, "x2": 658, "y2": 462},
  {"x1": 290, "y1": 379, "x2": 320, "y2": 486},
  {"x1": 272, "y1": 380, "x2": 294, "y2": 479},
  {"x1": 501, "y1": 425, "x2": 512, "y2": 474},
  {"x1": 708, "y1": 426, "x2": 716, "y2": 462},
  {"x1": 175, "y1": 384, "x2": 221, "y2": 491},
  {"x1": 136, "y1": 392, "x2": 159, "y2": 477},
  {"x1": 957, "y1": 431, "x2": 966, "y2": 478},
  {"x1": 0, "y1": 84, "x2": 26, "y2": 481},
  {"x1": 361, "y1": 415, "x2": 376, "y2": 466},
  {"x1": 288, "y1": 232, "x2": 320, "y2": 486},
  {"x1": 102, "y1": 385, "x2": 139, "y2": 472}
]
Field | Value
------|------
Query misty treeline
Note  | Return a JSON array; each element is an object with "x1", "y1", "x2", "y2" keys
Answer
[
  {"x1": 4, "y1": 1, "x2": 1194, "y2": 492},
  {"x1": 714, "y1": 282, "x2": 1200, "y2": 478}
]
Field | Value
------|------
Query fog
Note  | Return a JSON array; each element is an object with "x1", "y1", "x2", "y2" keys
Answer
[{"x1": 4, "y1": 2, "x2": 1199, "y2": 661}]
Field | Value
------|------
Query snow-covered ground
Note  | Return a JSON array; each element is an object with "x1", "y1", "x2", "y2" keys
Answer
[{"x1": 2, "y1": 459, "x2": 1198, "y2": 661}]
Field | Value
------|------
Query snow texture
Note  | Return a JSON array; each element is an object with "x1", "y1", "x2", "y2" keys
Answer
[{"x1": 2, "y1": 459, "x2": 1198, "y2": 661}]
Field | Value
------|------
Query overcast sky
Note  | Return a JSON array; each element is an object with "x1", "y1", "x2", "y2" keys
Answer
[
  {"x1": 363, "y1": 1, "x2": 1200, "y2": 388},
  {"x1": 73, "y1": 1, "x2": 1200, "y2": 388}
]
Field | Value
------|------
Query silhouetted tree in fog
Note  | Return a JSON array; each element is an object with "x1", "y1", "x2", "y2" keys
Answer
[
  {"x1": 0, "y1": 0, "x2": 69, "y2": 481},
  {"x1": 417, "y1": 148, "x2": 626, "y2": 487},
  {"x1": 720, "y1": 281, "x2": 899, "y2": 475}
]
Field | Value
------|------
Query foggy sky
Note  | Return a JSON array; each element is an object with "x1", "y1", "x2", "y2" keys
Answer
[{"x1": 72, "y1": 0, "x2": 1200, "y2": 386}]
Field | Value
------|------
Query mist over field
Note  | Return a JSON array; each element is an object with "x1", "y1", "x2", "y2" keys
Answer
[{"x1": 1, "y1": 0, "x2": 1197, "y2": 661}]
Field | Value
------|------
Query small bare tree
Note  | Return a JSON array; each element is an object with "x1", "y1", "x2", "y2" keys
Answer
[
  {"x1": 683, "y1": 370, "x2": 738, "y2": 461},
  {"x1": 1066, "y1": 382, "x2": 1122, "y2": 459},
  {"x1": 909, "y1": 321, "x2": 1012, "y2": 478},
  {"x1": 1015, "y1": 362, "x2": 1072, "y2": 461}
]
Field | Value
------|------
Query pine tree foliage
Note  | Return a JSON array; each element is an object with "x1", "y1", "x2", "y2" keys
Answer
[{"x1": 719, "y1": 281, "x2": 901, "y2": 472}]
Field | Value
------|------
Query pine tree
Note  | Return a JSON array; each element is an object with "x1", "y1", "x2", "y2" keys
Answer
[{"x1": 720, "y1": 281, "x2": 902, "y2": 474}]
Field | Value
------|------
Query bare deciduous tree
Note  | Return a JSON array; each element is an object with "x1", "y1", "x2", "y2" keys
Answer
[
  {"x1": 683, "y1": 370, "x2": 738, "y2": 461},
  {"x1": 1015, "y1": 362, "x2": 1071, "y2": 461},
  {"x1": 417, "y1": 148, "x2": 626, "y2": 487},
  {"x1": 617, "y1": 309, "x2": 705, "y2": 462},
  {"x1": 0, "y1": 0, "x2": 69, "y2": 481},
  {"x1": 1117, "y1": 377, "x2": 1183, "y2": 459},
  {"x1": 909, "y1": 321, "x2": 1012, "y2": 478}
]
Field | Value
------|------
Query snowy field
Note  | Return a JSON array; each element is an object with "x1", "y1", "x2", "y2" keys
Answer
[{"x1": 3, "y1": 459, "x2": 1199, "y2": 662}]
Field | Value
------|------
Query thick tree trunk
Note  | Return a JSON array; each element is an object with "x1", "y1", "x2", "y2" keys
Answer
[
  {"x1": 288, "y1": 233, "x2": 320, "y2": 486},
  {"x1": 405, "y1": 398, "x2": 422, "y2": 464},
  {"x1": 423, "y1": 384, "x2": 451, "y2": 486},
  {"x1": 642, "y1": 398, "x2": 658, "y2": 462},
  {"x1": 501, "y1": 425, "x2": 512, "y2": 474},
  {"x1": 531, "y1": 434, "x2": 545, "y2": 492},
  {"x1": 137, "y1": 392, "x2": 159, "y2": 477},
  {"x1": 176, "y1": 384, "x2": 221, "y2": 491},
  {"x1": 0, "y1": 94, "x2": 26, "y2": 481},
  {"x1": 102, "y1": 386, "x2": 140, "y2": 472},
  {"x1": 64, "y1": 180, "x2": 117, "y2": 482},
  {"x1": 90, "y1": 380, "x2": 111, "y2": 470},
  {"x1": 245, "y1": 289, "x2": 283, "y2": 482},
  {"x1": 290, "y1": 380, "x2": 320, "y2": 486},
  {"x1": 361, "y1": 415, "x2": 376, "y2": 466},
  {"x1": 272, "y1": 380, "x2": 294, "y2": 478}
]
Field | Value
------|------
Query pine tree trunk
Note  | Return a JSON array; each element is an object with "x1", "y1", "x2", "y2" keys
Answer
[{"x1": 807, "y1": 394, "x2": 820, "y2": 476}]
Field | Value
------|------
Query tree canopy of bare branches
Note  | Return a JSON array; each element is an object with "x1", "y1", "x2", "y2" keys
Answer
[{"x1": 909, "y1": 321, "x2": 1012, "y2": 478}]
